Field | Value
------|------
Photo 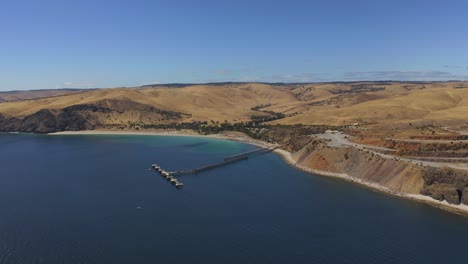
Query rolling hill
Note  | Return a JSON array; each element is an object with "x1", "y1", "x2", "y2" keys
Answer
[
  {"x1": 0, "y1": 81, "x2": 467, "y2": 134},
  {"x1": 0, "y1": 89, "x2": 90, "y2": 103}
]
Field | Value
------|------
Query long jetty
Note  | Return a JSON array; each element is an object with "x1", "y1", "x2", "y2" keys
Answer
[
  {"x1": 171, "y1": 155, "x2": 248, "y2": 176},
  {"x1": 224, "y1": 146, "x2": 277, "y2": 161},
  {"x1": 150, "y1": 145, "x2": 279, "y2": 188},
  {"x1": 172, "y1": 146, "x2": 279, "y2": 175}
]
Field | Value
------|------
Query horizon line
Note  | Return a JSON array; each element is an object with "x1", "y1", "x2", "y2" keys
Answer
[{"x1": 2, "y1": 79, "x2": 467, "y2": 93}]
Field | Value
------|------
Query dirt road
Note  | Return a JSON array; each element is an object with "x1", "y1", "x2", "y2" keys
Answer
[{"x1": 316, "y1": 131, "x2": 468, "y2": 170}]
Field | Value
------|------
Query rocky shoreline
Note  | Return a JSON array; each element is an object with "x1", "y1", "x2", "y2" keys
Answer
[{"x1": 273, "y1": 149, "x2": 468, "y2": 216}]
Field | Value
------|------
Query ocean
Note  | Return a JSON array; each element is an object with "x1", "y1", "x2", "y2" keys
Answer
[{"x1": 0, "y1": 133, "x2": 467, "y2": 264}]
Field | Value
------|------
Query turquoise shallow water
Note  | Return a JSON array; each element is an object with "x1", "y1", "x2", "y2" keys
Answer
[{"x1": 0, "y1": 133, "x2": 467, "y2": 264}]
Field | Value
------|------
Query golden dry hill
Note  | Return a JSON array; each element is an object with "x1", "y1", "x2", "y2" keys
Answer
[
  {"x1": 0, "y1": 81, "x2": 468, "y2": 134},
  {"x1": 0, "y1": 89, "x2": 88, "y2": 103}
]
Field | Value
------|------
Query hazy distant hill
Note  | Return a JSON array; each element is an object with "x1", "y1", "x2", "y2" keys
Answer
[
  {"x1": 0, "y1": 89, "x2": 90, "y2": 103},
  {"x1": 0, "y1": 82, "x2": 467, "y2": 133}
]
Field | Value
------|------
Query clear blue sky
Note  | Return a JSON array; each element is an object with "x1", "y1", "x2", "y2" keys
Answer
[{"x1": 1, "y1": 0, "x2": 467, "y2": 90}]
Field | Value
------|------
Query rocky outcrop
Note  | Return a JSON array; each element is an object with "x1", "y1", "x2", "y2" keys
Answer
[
  {"x1": 21, "y1": 109, "x2": 60, "y2": 133},
  {"x1": 420, "y1": 167, "x2": 468, "y2": 205},
  {"x1": 463, "y1": 189, "x2": 468, "y2": 205},
  {"x1": 421, "y1": 184, "x2": 462, "y2": 204}
]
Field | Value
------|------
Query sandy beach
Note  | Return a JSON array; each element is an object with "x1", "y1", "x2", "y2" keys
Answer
[
  {"x1": 50, "y1": 129, "x2": 277, "y2": 148},
  {"x1": 50, "y1": 129, "x2": 468, "y2": 216}
]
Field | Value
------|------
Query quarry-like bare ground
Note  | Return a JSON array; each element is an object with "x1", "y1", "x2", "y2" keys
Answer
[{"x1": 317, "y1": 131, "x2": 468, "y2": 170}]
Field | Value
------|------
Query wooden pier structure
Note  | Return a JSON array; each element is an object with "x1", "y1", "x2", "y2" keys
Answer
[{"x1": 149, "y1": 146, "x2": 278, "y2": 188}]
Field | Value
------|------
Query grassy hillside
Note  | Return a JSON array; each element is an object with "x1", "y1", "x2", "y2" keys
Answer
[
  {"x1": 0, "y1": 81, "x2": 467, "y2": 134},
  {"x1": 268, "y1": 82, "x2": 468, "y2": 137}
]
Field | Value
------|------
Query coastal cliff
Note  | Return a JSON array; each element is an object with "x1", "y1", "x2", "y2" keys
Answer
[
  {"x1": 292, "y1": 140, "x2": 425, "y2": 194},
  {"x1": 0, "y1": 99, "x2": 188, "y2": 133},
  {"x1": 258, "y1": 127, "x2": 468, "y2": 208}
]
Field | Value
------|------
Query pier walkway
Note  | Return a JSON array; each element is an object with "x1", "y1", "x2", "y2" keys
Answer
[
  {"x1": 224, "y1": 146, "x2": 278, "y2": 161},
  {"x1": 171, "y1": 146, "x2": 278, "y2": 176},
  {"x1": 171, "y1": 155, "x2": 248, "y2": 176},
  {"x1": 149, "y1": 146, "x2": 279, "y2": 188}
]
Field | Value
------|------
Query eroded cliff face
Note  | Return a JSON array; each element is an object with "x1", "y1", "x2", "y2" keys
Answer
[
  {"x1": 288, "y1": 139, "x2": 468, "y2": 205},
  {"x1": 292, "y1": 140, "x2": 425, "y2": 194},
  {"x1": 421, "y1": 168, "x2": 468, "y2": 205}
]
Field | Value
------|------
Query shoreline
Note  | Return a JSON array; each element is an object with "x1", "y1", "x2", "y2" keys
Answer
[
  {"x1": 273, "y1": 149, "x2": 468, "y2": 216},
  {"x1": 49, "y1": 129, "x2": 468, "y2": 216},
  {"x1": 49, "y1": 129, "x2": 277, "y2": 149}
]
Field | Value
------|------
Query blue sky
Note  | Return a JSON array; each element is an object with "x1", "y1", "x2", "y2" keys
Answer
[{"x1": 1, "y1": 0, "x2": 467, "y2": 90}]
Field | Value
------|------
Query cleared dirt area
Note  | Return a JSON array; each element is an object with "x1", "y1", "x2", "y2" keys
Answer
[{"x1": 317, "y1": 131, "x2": 468, "y2": 170}]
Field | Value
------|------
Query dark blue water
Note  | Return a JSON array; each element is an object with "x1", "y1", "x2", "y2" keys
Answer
[{"x1": 0, "y1": 133, "x2": 467, "y2": 264}]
